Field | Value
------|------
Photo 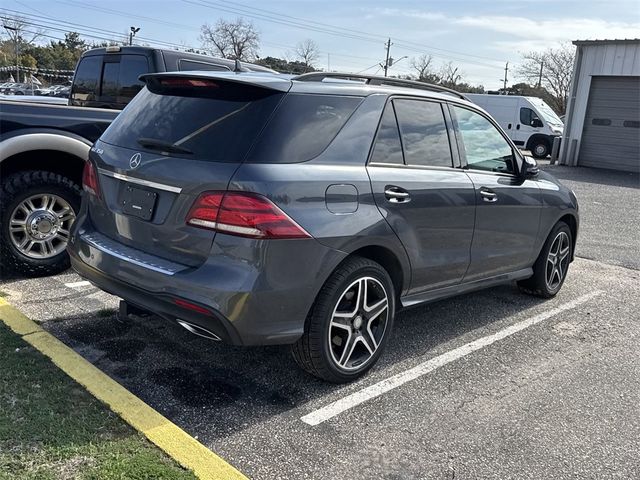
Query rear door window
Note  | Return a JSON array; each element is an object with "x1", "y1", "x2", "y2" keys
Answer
[
  {"x1": 393, "y1": 99, "x2": 453, "y2": 168},
  {"x1": 71, "y1": 56, "x2": 101, "y2": 102}
]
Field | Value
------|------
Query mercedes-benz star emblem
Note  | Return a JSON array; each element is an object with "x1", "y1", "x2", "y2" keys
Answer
[{"x1": 129, "y1": 153, "x2": 142, "y2": 169}]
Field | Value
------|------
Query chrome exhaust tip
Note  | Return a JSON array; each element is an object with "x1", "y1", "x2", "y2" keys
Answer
[{"x1": 176, "y1": 319, "x2": 221, "y2": 341}]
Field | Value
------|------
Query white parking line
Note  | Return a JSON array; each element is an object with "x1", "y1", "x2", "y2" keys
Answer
[
  {"x1": 64, "y1": 280, "x2": 91, "y2": 288},
  {"x1": 301, "y1": 290, "x2": 603, "y2": 426}
]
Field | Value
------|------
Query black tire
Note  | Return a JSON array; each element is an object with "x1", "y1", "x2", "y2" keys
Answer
[
  {"x1": 518, "y1": 221, "x2": 572, "y2": 298},
  {"x1": 0, "y1": 171, "x2": 81, "y2": 277},
  {"x1": 291, "y1": 256, "x2": 396, "y2": 383},
  {"x1": 530, "y1": 139, "x2": 550, "y2": 159}
]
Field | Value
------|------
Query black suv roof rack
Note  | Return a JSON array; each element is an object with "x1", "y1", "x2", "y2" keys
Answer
[{"x1": 293, "y1": 72, "x2": 467, "y2": 100}]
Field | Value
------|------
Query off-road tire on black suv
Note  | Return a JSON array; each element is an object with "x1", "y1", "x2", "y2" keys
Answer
[
  {"x1": 0, "y1": 171, "x2": 81, "y2": 277},
  {"x1": 292, "y1": 256, "x2": 396, "y2": 383}
]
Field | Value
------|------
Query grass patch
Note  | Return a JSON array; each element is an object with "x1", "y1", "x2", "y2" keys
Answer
[{"x1": 0, "y1": 323, "x2": 196, "y2": 479}]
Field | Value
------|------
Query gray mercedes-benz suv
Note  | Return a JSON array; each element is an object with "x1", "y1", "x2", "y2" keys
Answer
[{"x1": 68, "y1": 71, "x2": 579, "y2": 382}]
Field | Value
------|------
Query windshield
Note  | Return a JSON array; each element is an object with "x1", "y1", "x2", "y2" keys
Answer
[{"x1": 529, "y1": 99, "x2": 563, "y2": 126}]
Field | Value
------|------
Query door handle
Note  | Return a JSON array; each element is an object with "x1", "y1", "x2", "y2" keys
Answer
[
  {"x1": 507, "y1": 123, "x2": 512, "y2": 129},
  {"x1": 384, "y1": 186, "x2": 411, "y2": 203},
  {"x1": 480, "y1": 188, "x2": 498, "y2": 203},
  {"x1": 516, "y1": 124, "x2": 521, "y2": 130}
]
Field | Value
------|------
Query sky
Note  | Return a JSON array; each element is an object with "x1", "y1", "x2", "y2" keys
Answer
[{"x1": 2, "y1": 0, "x2": 640, "y2": 90}]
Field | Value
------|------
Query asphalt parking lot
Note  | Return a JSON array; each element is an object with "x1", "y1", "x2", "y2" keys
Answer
[{"x1": 1, "y1": 164, "x2": 639, "y2": 479}]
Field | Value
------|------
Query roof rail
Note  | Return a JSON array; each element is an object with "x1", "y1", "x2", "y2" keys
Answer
[{"x1": 292, "y1": 72, "x2": 468, "y2": 100}]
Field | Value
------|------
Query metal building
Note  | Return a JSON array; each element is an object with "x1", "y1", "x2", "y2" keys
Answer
[{"x1": 559, "y1": 39, "x2": 640, "y2": 172}]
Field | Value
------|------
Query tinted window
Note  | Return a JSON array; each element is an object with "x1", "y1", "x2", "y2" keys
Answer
[
  {"x1": 179, "y1": 59, "x2": 229, "y2": 72},
  {"x1": 101, "y1": 62, "x2": 119, "y2": 97},
  {"x1": 118, "y1": 55, "x2": 149, "y2": 99},
  {"x1": 369, "y1": 102, "x2": 404, "y2": 165},
  {"x1": 71, "y1": 56, "x2": 101, "y2": 101},
  {"x1": 247, "y1": 94, "x2": 363, "y2": 163},
  {"x1": 394, "y1": 99, "x2": 452, "y2": 167},
  {"x1": 520, "y1": 107, "x2": 541, "y2": 126},
  {"x1": 453, "y1": 106, "x2": 514, "y2": 173},
  {"x1": 101, "y1": 85, "x2": 284, "y2": 162}
]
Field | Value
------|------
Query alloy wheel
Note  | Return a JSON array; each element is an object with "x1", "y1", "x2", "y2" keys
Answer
[
  {"x1": 328, "y1": 276, "x2": 389, "y2": 371},
  {"x1": 545, "y1": 231, "x2": 570, "y2": 291},
  {"x1": 8, "y1": 194, "x2": 76, "y2": 259}
]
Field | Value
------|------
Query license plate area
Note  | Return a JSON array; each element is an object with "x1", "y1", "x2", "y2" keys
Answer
[{"x1": 121, "y1": 185, "x2": 157, "y2": 220}]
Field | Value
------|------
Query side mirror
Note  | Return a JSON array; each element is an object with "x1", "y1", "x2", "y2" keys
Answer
[
  {"x1": 522, "y1": 155, "x2": 539, "y2": 178},
  {"x1": 532, "y1": 118, "x2": 543, "y2": 128}
]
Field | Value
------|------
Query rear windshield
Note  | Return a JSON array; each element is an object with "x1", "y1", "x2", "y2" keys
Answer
[
  {"x1": 100, "y1": 84, "x2": 284, "y2": 161},
  {"x1": 100, "y1": 85, "x2": 362, "y2": 163}
]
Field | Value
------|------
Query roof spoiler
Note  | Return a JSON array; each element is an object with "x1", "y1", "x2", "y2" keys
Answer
[{"x1": 139, "y1": 71, "x2": 292, "y2": 93}]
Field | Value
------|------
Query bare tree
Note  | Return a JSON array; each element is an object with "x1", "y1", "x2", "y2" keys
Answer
[
  {"x1": 294, "y1": 39, "x2": 319, "y2": 72},
  {"x1": 1, "y1": 15, "x2": 46, "y2": 82},
  {"x1": 439, "y1": 62, "x2": 463, "y2": 88},
  {"x1": 410, "y1": 54, "x2": 440, "y2": 83},
  {"x1": 1, "y1": 15, "x2": 45, "y2": 44},
  {"x1": 199, "y1": 18, "x2": 259, "y2": 61},
  {"x1": 517, "y1": 43, "x2": 575, "y2": 113}
]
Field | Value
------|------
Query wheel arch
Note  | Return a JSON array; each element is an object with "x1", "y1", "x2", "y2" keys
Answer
[
  {"x1": 0, "y1": 142, "x2": 88, "y2": 187},
  {"x1": 347, "y1": 244, "x2": 408, "y2": 303},
  {"x1": 558, "y1": 213, "x2": 578, "y2": 261}
]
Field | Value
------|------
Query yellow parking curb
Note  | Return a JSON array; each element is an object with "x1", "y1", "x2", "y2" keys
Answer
[{"x1": 0, "y1": 297, "x2": 247, "y2": 480}]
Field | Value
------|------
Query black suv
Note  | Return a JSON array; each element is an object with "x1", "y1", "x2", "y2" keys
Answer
[{"x1": 69, "y1": 72, "x2": 579, "y2": 382}]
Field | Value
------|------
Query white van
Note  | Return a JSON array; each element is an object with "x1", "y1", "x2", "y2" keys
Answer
[{"x1": 466, "y1": 94, "x2": 564, "y2": 158}]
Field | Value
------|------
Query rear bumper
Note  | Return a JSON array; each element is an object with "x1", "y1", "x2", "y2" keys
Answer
[{"x1": 68, "y1": 223, "x2": 347, "y2": 346}]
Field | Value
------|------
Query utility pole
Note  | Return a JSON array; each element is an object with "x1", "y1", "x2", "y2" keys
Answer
[
  {"x1": 327, "y1": 53, "x2": 330, "y2": 72},
  {"x1": 537, "y1": 61, "x2": 544, "y2": 88},
  {"x1": 129, "y1": 26, "x2": 140, "y2": 46},
  {"x1": 3, "y1": 25, "x2": 19, "y2": 83},
  {"x1": 502, "y1": 61, "x2": 509, "y2": 94},
  {"x1": 382, "y1": 38, "x2": 392, "y2": 77}
]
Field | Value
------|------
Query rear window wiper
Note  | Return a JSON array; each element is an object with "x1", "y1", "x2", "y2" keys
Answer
[{"x1": 137, "y1": 137, "x2": 193, "y2": 155}]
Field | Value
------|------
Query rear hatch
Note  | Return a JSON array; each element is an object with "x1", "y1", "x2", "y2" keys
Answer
[{"x1": 87, "y1": 73, "x2": 290, "y2": 266}]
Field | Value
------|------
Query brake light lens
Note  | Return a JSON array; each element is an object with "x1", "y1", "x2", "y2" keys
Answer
[
  {"x1": 186, "y1": 191, "x2": 310, "y2": 239},
  {"x1": 82, "y1": 160, "x2": 100, "y2": 198},
  {"x1": 158, "y1": 77, "x2": 220, "y2": 88}
]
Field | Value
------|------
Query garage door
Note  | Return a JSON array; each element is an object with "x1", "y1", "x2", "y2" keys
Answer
[{"x1": 579, "y1": 76, "x2": 640, "y2": 172}]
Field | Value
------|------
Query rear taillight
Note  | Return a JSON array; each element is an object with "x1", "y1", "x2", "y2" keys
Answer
[
  {"x1": 82, "y1": 160, "x2": 100, "y2": 198},
  {"x1": 158, "y1": 77, "x2": 219, "y2": 88},
  {"x1": 186, "y1": 191, "x2": 310, "y2": 239}
]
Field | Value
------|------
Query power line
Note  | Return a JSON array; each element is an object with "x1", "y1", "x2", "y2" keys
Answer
[{"x1": 183, "y1": 0, "x2": 504, "y2": 65}]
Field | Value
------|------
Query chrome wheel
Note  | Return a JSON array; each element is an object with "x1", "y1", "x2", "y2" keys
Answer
[
  {"x1": 328, "y1": 277, "x2": 389, "y2": 371},
  {"x1": 545, "y1": 231, "x2": 570, "y2": 291},
  {"x1": 9, "y1": 194, "x2": 76, "y2": 259}
]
